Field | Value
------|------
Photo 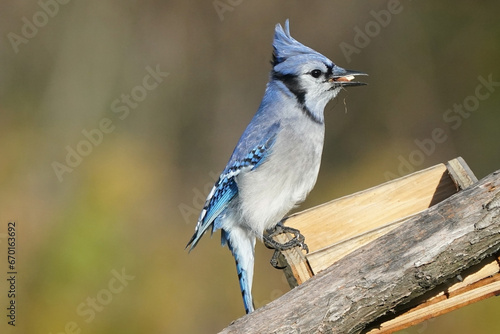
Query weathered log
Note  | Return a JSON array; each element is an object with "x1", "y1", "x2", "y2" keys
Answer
[{"x1": 220, "y1": 169, "x2": 500, "y2": 334}]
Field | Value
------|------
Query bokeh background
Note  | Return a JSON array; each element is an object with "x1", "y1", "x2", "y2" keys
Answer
[{"x1": 1, "y1": 1, "x2": 500, "y2": 333}]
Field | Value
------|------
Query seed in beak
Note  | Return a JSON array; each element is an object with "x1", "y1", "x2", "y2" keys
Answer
[{"x1": 334, "y1": 75, "x2": 355, "y2": 82}]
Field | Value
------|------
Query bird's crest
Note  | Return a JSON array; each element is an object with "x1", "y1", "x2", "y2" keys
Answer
[{"x1": 271, "y1": 19, "x2": 324, "y2": 67}]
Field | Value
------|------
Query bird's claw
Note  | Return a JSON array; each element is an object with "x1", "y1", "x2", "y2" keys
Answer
[{"x1": 263, "y1": 221, "x2": 309, "y2": 269}]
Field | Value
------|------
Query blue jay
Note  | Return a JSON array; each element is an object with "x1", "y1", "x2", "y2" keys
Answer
[{"x1": 187, "y1": 20, "x2": 367, "y2": 314}]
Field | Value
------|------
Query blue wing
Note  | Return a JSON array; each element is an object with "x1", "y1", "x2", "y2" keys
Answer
[{"x1": 186, "y1": 122, "x2": 280, "y2": 251}]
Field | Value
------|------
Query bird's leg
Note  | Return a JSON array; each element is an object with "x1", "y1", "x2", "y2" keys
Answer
[
  {"x1": 264, "y1": 222, "x2": 308, "y2": 250},
  {"x1": 263, "y1": 221, "x2": 309, "y2": 269}
]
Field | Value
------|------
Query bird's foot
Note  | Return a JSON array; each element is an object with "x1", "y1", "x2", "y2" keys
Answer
[{"x1": 263, "y1": 221, "x2": 309, "y2": 269}]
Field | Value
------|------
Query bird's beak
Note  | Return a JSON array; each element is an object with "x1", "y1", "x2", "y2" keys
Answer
[{"x1": 329, "y1": 68, "x2": 368, "y2": 87}]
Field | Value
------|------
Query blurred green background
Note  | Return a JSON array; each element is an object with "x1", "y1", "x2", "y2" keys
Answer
[{"x1": 1, "y1": 1, "x2": 499, "y2": 333}]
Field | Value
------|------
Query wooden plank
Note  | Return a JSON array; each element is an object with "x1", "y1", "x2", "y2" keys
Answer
[
  {"x1": 366, "y1": 277, "x2": 500, "y2": 333},
  {"x1": 307, "y1": 214, "x2": 415, "y2": 273},
  {"x1": 365, "y1": 255, "x2": 500, "y2": 333},
  {"x1": 274, "y1": 233, "x2": 314, "y2": 287},
  {"x1": 446, "y1": 156, "x2": 478, "y2": 190},
  {"x1": 283, "y1": 163, "x2": 457, "y2": 255},
  {"x1": 366, "y1": 275, "x2": 500, "y2": 333}
]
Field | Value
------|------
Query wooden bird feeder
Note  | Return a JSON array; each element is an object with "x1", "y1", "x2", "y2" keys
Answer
[{"x1": 270, "y1": 157, "x2": 500, "y2": 333}]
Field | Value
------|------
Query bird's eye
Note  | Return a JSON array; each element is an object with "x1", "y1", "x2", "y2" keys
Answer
[{"x1": 310, "y1": 69, "x2": 322, "y2": 78}]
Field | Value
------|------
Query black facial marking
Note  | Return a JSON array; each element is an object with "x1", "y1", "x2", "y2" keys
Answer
[
  {"x1": 272, "y1": 71, "x2": 305, "y2": 104},
  {"x1": 272, "y1": 70, "x2": 323, "y2": 124}
]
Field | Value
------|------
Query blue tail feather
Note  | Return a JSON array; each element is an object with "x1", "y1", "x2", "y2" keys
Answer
[
  {"x1": 235, "y1": 258, "x2": 255, "y2": 314},
  {"x1": 224, "y1": 229, "x2": 255, "y2": 313}
]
